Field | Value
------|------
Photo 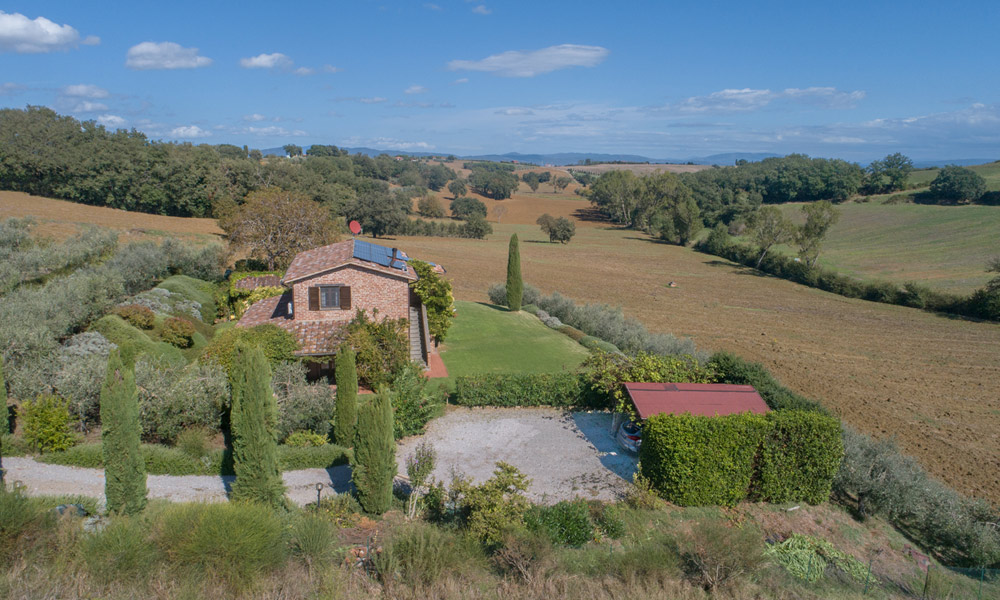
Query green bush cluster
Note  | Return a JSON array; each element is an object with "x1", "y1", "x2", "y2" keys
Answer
[
  {"x1": 695, "y1": 232, "x2": 999, "y2": 321},
  {"x1": 113, "y1": 305, "x2": 156, "y2": 329},
  {"x1": 708, "y1": 351, "x2": 827, "y2": 413},
  {"x1": 20, "y1": 395, "x2": 76, "y2": 453},
  {"x1": 396, "y1": 215, "x2": 493, "y2": 239},
  {"x1": 135, "y1": 358, "x2": 228, "y2": 443},
  {"x1": 270, "y1": 361, "x2": 335, "y2": 440},
  {"x1": 580, "y1": 350, "x2": 716, "y2": 413},
  {"x1": 283, "y1": 430, "x2": 328, "y2": 447},
  {"x1": 200, "y1": 323, "x2": 299, "y2": 373},
  {"x1": 640, "y1": 410, "x2": 843, "y2": 506},
  {"x1": 160, "y1": 317, "x2": 196, "y2": 348},
  {"x1": 525, "y1": 500, "x2": 594, "y2": 547},
  {"x1": 214, "y1": 271, "x2": 284, "y2": 320},
  {"x1": 342, "y1": 309, "x2": 409, "y2": 388},
  {"x1": 454, "y1": 373, "x2": 584, "y2": 408},
  {"x1": 0, "y1": 219, "x2": 118, "y2": 295}
]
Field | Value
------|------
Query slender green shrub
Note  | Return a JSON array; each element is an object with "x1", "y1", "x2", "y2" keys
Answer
[
  {"x1": 288, "y1": 513, "x2": 337, "y2": 566},
  {"x1": 640, "y1": 412, "x2": 767, "y2": 506},
  {"x1": 755, "y1": 411, "x2": 844, "y2": 504},
  {"x1": 228, "y1": 343, "x2": 286, "y2": 508},
  {"x1": 506, "y1": 234, "x2": 523, "y2": 311},
  {"x1": 160, "y1": 317, "x2": 196, "y2": 348},
  {"x1": 454, "y1": 373, "x2": 585, "y2": 408},
  {"x1": 100, "y1": 350, "x2": 147, "y2": 515},
  {"x1": 334, "y1": 346, "x2": 358, "y2": 446},
  {"x1": 353, "y1": 388, "x2": 396, "y2": 515},
  {"x1": 21, "y1": 395, "x2": 75, "y2": 453}
]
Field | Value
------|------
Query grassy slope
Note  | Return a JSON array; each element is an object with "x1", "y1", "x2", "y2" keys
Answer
[
  {"x1": 439, "y1": 300, "x2": 588, "y2": 378},
  {"x1": 908, "y1": 161, "x2": 1000, "y2": 190},
  {"x1": 776, "y1": 202, "x2": 1000, "y2": 293}
]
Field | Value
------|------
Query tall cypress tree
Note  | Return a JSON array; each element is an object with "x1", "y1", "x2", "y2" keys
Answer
[
  {"x1": 229, "y1": 342, "x2": 286, "y2": 508},
  {"x1": 506, "y1": 233, "x2": 523, "y2": 311},
  {"x1": 101, "y1": 349, "x2": 147, "y2": 515},
  {"x1": 353, "y1": 387, "x2": 396, "y2": 515},
  {"x1": 335, "y1": 346, "x2": 358, "y2": 447}
]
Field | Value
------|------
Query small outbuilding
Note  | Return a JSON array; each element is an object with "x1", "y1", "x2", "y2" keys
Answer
[{"x1": 623, "y1": 382, "x2": 770, "y2": 420}]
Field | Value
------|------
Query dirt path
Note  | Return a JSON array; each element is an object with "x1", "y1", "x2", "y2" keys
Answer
[{"x1": 1, "y1": 457, "x2": 353, "y2": 507}]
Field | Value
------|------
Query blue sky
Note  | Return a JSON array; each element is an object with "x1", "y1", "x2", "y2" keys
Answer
[{"x1": 1, "y1": 1, "x2": 998, "y2": 161}]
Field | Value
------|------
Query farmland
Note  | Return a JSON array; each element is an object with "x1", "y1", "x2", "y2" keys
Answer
[
  {"x1": 775, "y1": 202, "x2": 1000, "y2": 293},
  {"x1": 4, "y1": 188, "x2": 1000, "y2": 502}
]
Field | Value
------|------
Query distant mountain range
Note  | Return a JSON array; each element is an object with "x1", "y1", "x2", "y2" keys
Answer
[{"x1": 261, "y1": 147, "x2": 994, "y2": 168}]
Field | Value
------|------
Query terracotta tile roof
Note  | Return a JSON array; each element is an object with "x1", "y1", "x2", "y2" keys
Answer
[
  {"x1": 624, "y1": 382, "x2": 770, "y2": 420},
  {"x1": 236, "y1": 293, "x2": 344, "y2": 355},
  {"x1": 282, "y1": 239, "x2": 417, "y2": 284}
]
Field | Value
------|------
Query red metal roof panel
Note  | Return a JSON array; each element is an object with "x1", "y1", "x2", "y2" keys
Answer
[{"x1": 623, "y1": 382, "x2": 770, "y2": 420}]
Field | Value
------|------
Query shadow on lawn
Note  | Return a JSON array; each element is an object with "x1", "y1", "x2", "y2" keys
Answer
[{"x1": 570, "y1": 412, "x2": 637, "y2": 483}]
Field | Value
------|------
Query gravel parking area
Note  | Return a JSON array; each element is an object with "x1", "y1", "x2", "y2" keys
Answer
[
  {"x1": 2, "y1": 408, "x2": 635, "y2": 506},
  {"x1": 396, "y1": 407, "x2": 636, "y2": 503}
]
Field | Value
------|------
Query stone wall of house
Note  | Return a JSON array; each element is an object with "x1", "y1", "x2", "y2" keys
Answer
[{"x1": 291, "y1": 264, "x2": 411, "y2": 324}]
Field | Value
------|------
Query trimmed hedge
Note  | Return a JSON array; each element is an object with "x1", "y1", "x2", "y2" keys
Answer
[
  {"x1": 38, "y1": 442, "x2": 352, "y2": 475},
  {"x1": 454, "y1": 373, "x2": 585, "y2": 407},
  {"x1": 640, "y1": 412, "x2": 767, "y2": 506},
  {"x1": 756, "y1": 411, "x2": 844, "y2": 504},
  {"x1": 639, "y1": 410, "x2": 843, "y2": 506}
]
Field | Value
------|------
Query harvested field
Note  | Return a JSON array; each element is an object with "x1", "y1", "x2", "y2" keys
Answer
[
  {"x1": 567, "y1": 163, "x2": 711, "y2": 175},
  {"x1": 0, "y1": 191, "x2": 224, "y2": 244},
  {"x1": 396, "y1": 221, "x2": 1000, "y2": 504}
]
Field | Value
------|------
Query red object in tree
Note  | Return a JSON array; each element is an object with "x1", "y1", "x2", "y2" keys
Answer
[{"x1": 349, "y1": 220, "x2": 362, "y2": 235}]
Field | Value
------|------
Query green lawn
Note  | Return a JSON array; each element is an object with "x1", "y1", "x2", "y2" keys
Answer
[
  {"x1": 439, "y1": 300, "x2": 589, "y2": 378},
  {"x1": 775, "y1": 202, "x2": 1000, "y2": 293}
]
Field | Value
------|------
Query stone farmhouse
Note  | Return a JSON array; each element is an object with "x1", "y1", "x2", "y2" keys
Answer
[{"x1": 237, "y1": 239, "x2": 435, "y2": 380}]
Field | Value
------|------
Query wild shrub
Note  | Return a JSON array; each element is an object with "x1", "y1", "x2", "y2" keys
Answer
[
  {"x1": 581, "y1": 351, "x2": 716, "y2": 413},
  {"x1": 487, "y1": 282, "x2": 540, "y2": 307},
  {"x1": 342, "y1": 309, "x2": 408, "y2": 388},
  {"x1": 493, "y1": 527, "x2": 552, "y2": 582},
  {"x1": 135, "y1": 358, "x2": 228, "y2": 443},
  {"x1": 21, "y1": 395, "x2": 76, "y2": 453},
  {"x1": 51, "y1": 332, "x2": 115, "y2": 425},
  {"x1": 200, "y1": 323, "x2": 299, "y2": 373},
  {"x1": 155, "y1": 502, "x2": 286, "y2": 584},
  {"x1": 353, "y1": 388, "x2": 396, "y2": 515},
  {"x1": 525, "y1": 500, "x2": 594, "y2": 547},
  {"x1": 160, "y1": 317, "x2": 196, "y2": 348},
  {"x1": 390, "y1": 363, "x2": 444, "y2": 439},
  {"x1": 456, "y1": 462, "x2": 531, "y2": 547},
  {"x1": 0, "y1": 486, "x2": 44, "y2": 552},
  {"x1": 271, "y1": 361, "x2": 335, "y2": 440},
  {"x1": 313, "y1": 493, "x2": 363, "y2": 528},
  {"x1": 80, "y1": 517, "x2": 158, "y2": 583},
  {"x1": 678, "y1": 519, "x2": 766, "y2": 590},
  {"x1": 114, "y1": 304, "x2": 156, "y2": 329},
  {"x1": 405, "y1": 441, "x2": 436, "y2": 519},
  {"x1": 283, "y1": 430, "x2": 328, "y2": 447},
  {"x1": 91, "y1": 314, "x2": 186, "y2": 366},
  {"x1": 288, "y1": 513, "x2": 337, "y2": 568},
  {"x1": 594, "y1": 503, "x2": 626, "y2": 539},
  {"x1": 391, "y1": 521, "x2": 467, "y2": 586},
  {"x1": 229, "y1": 343, "x2": 286, "y2": 509},
  {"x1": 174, "y1": 426, "x2": 213, "y2": 459}
]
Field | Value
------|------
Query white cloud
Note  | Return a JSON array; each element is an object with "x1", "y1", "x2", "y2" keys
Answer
[
  {"x1": 240, "y1": 52, "x2": 293, "y2": 69},
  {"x1": 404, "y1": 85, "x2": 428, "y2": 95},
  {"x1": 423, "y1": 3, "x2": 442, "y2": 10},
  {"x1": 244, "y1": 125, "x2": 307, "y2": 137},
  {"x1": 472, "y1": 5, "x2": 492, "y2": 15},
  {"x1": 293, "y1": 66, "x2": 315, "y2": 76},
  {"x1": 243, "y1": 113, "x2": 268, "y2": 122},
  {"x1": 127, "y1": 42, "x2": 212, "y2": 70},
  {"x1": 169, "y1": 125, "x2": 210, "y2": 138},
  {"x1": 97, "y1": 114, "x2": 126, "y2": 128},
  {"x1": 0, "y1": 11, "x2": 98, "y2": 53},
  {"x1": 453, "y1": 77, "x2": 469, "y2": 84},
  {"x1": 675, "y1": 87, "x2": 865, "y2": 113},
  {"x1": 322, "y1": 64, "x2": 342, "y2": 74},
  {"x1": 448, "y1": 44, "x2": 608, "y2": 77},
  {"x1": 62, "y1": 83, "x2": 109, "y2": 98},
  {"x1": 70, "y1": 101, "x2": 108, "y2": 113},
  {"x1": 495, "y1": 107, "x2": 534, "y2": 116},
  {"x1": 0, "y1": 82, "x2": 25, "y2": 95},
  {"x1": 371, "y1": 137, "x2": 434, "y2": 150}
]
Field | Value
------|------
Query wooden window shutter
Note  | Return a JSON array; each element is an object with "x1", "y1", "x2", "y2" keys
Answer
[
  {"x1": 340, "y1": 286, "x2": 352, "y2": 310},
  {"x1": 308, "y1": 286, "x2": 320, "y2": 311}
]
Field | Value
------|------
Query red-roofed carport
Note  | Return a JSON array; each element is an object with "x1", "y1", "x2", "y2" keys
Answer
[{"x1": 624, "y1": 382, "x2": 770, "y2": 420}]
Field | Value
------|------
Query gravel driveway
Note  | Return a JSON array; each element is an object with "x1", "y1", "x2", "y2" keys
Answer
[
  {"x1": 2, "y1": 408, "x2": 636, "y2": 506},
  {"x1": 396, "y1": 407, "x2": 636, "y2": 503}
]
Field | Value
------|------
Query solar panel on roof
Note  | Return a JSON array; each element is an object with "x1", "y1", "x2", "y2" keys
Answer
[{"x1": 352, "y1": 239, "x2": 408, "y2": 271}]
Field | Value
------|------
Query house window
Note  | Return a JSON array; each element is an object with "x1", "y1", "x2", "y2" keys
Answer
[{"x1": 319, "y1": 285, "x2": 340, "y2": 310}]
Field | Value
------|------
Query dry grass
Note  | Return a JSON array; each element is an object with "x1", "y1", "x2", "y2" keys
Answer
[{"x1": 0, "y1": 191, "x2": 224, "y2": 244}]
